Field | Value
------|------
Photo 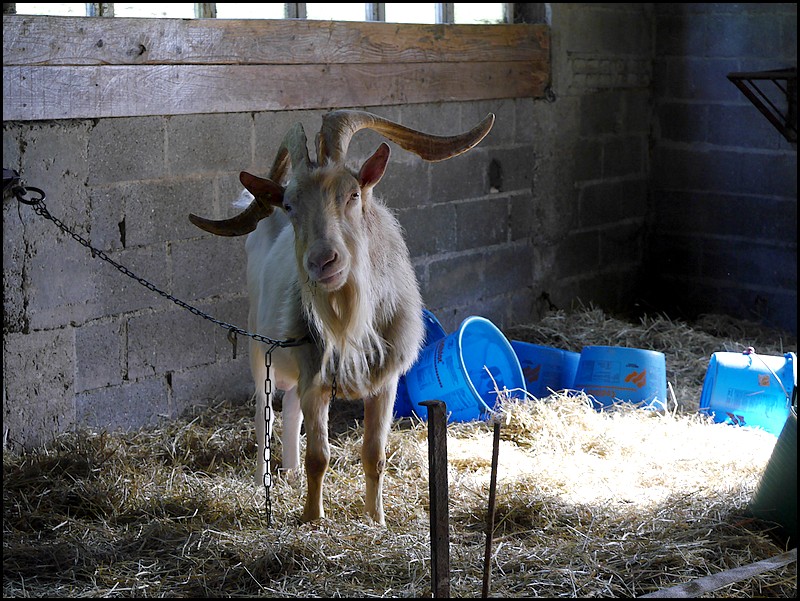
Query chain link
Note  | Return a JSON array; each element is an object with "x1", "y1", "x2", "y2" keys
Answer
[{"x1": 13, "y1": 186, "x2": 308, "y2": 349}]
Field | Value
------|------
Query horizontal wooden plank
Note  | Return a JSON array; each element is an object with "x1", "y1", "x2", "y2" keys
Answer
[
  {"x1": 3, "y1": 15, "x2": 549, "y2": 67},
  {"x1": 4, "y1": 61, "x2": 549, "y2": 120}
]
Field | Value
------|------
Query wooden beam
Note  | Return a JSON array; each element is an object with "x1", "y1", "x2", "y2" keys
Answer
[
  {"x1": 3, "y1": 15, "x2": 548, "y2": 66},
  {"x1": 2, "y1": 14, "x2": 550, "y2": 121}
]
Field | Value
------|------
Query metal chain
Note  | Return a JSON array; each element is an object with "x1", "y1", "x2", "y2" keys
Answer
[
  {"x1": 10, "y1": 179, "x2": 312, "y2": 527},
  {"x1": 11, "y1": 184, "x2": 308, "y2": 349},
  {"x1": 263, "y1": 347, "x2": 276, "y2": 526}
]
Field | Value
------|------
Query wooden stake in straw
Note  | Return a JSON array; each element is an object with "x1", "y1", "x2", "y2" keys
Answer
[
  {"x1": 482, "y1": 419, "x2": 501, "y2": 598},
  {"x1": 421, "y1": 400, "x2": 451, "y2": 599}
]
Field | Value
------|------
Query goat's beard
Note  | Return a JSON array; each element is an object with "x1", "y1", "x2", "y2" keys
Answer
[{"x1": 303, "y1": 257, "x2": 389, "y2": 398}]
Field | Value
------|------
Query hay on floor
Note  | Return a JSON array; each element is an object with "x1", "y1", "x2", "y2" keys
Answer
[{"x1": 3, "y1": 308, "x2": 797, "y2": 597}]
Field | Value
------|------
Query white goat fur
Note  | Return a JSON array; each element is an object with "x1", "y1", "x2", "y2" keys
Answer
[
  {"x1": 190, "y1": 110, "x2": 494, "y2": 525},
  {"x1": 248, "y1": 153, "x2": 424, "y2": 525}
]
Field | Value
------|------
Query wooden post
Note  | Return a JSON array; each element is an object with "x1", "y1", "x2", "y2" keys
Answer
[
  {"x1": 421, "y1": 400, "x2": 450, "y2": 598},
  {"x1": 482, "y1": 420, "x2": 501, "y2": 598}
]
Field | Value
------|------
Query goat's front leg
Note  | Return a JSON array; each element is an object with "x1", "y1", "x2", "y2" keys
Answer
[
  {"x1": 362, "y1": 380, "x2": 398, "y2": 526},
  {"x1": 280, "y1": 386, "x2": 303, "y2": 474},
  {"x1": 299, "y1": 385, "x2": 330, "y2": 522}
]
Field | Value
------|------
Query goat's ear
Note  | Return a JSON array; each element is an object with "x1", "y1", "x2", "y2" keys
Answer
[
  {"x1": 358, "y1": 143, "x2": 391, "y2": 189},
  {"x1": 240, "y1": 171, "x2": 284, "y2": 208}
]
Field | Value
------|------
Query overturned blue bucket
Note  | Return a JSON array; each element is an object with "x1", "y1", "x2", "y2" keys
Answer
[
  {"x1": 573, "y1": 346, "x2": 668, "y2": 410},
  {"x1": 394, "y1": 308, "x2": 448, "y2": 419},
  {"x1": 511, "y1": 341, "x2": 581, "y2": 398},
  {"x1": 406, "y1": 316, "x2": 525, "y2": 422},
  {"x1": 699, "y1": 350, "x2": 795, "y2": 436}
]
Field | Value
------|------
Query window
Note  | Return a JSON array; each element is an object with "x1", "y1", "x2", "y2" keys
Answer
[
  {"x1": 215, "y1": 4, "x2": 284, "y2": 19},
  {"x1": 12, "y1": 3, "x2": 512, "y2": 23}
]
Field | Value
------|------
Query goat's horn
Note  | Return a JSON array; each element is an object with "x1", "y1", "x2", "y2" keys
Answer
[
  {"x1": 189, "y1": 202, "x2": 272, "y2": 237},
  {"x1": 188, "y1": 175, "x2": 278, "y2": 236},
  {"x1": 188, "y1": 123, "x2": 311, "y2": 236},
  {"x1": 317, "y1": 110, "x2": 495, "y2": 164}
]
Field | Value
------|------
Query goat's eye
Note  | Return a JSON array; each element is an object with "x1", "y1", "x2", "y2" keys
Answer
[
  {"x1": 283, "y1": 203, "x2": 294, "y2": 215},
  {"x1": 348, "y1": 191, "x2": 360, "y2": 204}
]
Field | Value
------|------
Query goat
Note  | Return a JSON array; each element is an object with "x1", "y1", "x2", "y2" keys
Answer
[{"x1": 189, "y1": 109, "x2": 494, "y2": 525}]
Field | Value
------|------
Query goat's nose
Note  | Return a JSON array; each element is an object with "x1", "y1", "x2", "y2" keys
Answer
[{"x1": 309, "y1": 249, "x2": 338, "y2": 275}]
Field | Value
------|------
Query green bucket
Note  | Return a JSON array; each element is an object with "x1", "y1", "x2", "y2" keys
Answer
[{"x1": 747, "y1": 391, "x2": 797, "y2": 549}]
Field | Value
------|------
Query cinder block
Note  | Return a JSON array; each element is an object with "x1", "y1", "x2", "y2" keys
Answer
[
  {"x1": 3, "y1": 329, "x2": 76, "y2": 450},
  {"x1": 88, "y1": 245, "x2": 172, "y2": 320},
  {"x1": 75, "y1": 378, "x2": 168, "y2": 432},
  {"x1": 376, "y1": 160, "x2": 432, "y2": 210},
  {"x1": 669, "y1": 57, "x2": 741, "y2": 103},
  {"x1": 430, "y1": 149, "x2": 490, "y2": 202},
  {"x1": 702, "y1": 240, "x2": 797, "y2": 290},
  {"x1": 656, "y1": 102, "x2": 709, "y2": 144},
  {"x1": 112, "y1": 178, "x2": 213, "y2": 247},
  {"x1": 398, "y1": 104, "x2": 463, "y2": 137},
  {"x1": 423, "y1": 251, "x2": 487, "y2": 311},
  {"x1": 171, "y1": 236, "x2": 247, "y2": 300},
  {"x1": 580, "y1": 179, "x2": 647, "y2": 228},
  {"x1": 167, "y1": 113, "x2": 253, "y2": 175},
  {"x1": 483, "y1": 243, "x2": 532, "y2": 295},
  {"x1": 553, "y1": 231, "x2": 601, "y2": 278},
  {"x1": 3, "y1": 202, "x2": 28, "y2": 334},
  {"x1": 485, "y1": 146, "x2": 535, "y2": 194},
  {"x1": 26, "y1": 231, "x2": 101, "y2": 330},
  {"x1": 74, "y1": 320, "x2": 123, "y2": 392},
  {"x1": 572, "y1": 138, "x2": 603, "y2": 182},
  {"x1": 397, "y1": 204, "x2": 456, "y2": 258},
  {"x1": 706, "y1": 103, "x2": 782, "y2": 150},
  {"x1": 603, "y1": 135, "x2": 645, "y2": 179},
  {"x1": 171, "y1": 359, "x2": 252, "y2": 416},
  {"x1": 655, "y1": 13, "x2": 708, "y2": 57},
  {"x1": 86, "y1": 184, "x2": 127, "y2": 252},
  {"x1": 510, "y1": 191, "x2": 534, "y2": 242},
  {"x1": 88, "y1": 116, "x2": 166, "y2": 185},
  {"x1": 455, "y1": 197, "x2": 509, "y2": 251},
  {"x1": 127, "y1": 308, "x2": 217, "y2": 380}
]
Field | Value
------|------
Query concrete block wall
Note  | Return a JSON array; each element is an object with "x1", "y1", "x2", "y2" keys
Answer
[
  {"x1": 522, "y1": 3, "x2": 655, "y2": 317},
  {"x1": 8, "y1": 2, "x2": 742, "y2": 450},
  {"x1": 2, "y1": 100, "x2": 541, "y2": 450},
  {"x1": 646, "y1": 3, "x2": 797, "y2": 333}
]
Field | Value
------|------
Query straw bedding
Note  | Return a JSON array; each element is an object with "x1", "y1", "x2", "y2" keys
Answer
[{"x1": 3, "y1": 308, "x2": 797, "y2": 597}]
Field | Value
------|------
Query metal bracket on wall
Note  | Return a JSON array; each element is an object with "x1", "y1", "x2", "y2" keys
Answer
[{"x1": 727, "y1": 68, "x2": 797, "y2": 145}]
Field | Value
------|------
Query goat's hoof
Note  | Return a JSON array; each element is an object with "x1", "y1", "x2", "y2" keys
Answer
[
  {"x1": 366, "y1": 513, "x2": 386, "y2": 527},
  {"x1": 299, "y1": 508, "x2": 324, "y2": 523},
  {"x1": 277, "y1": 467, "x2": 301, "y2": 486}
]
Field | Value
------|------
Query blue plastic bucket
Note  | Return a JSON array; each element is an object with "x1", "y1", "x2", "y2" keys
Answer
[
  {"x1": 511, "y1": 341, "x2": 581, "y2": 398},
  {"x1": 699, "y1": 350, "x2": 795, "y2": 436},
  {"x1": 393, "y1": 309, "x2": 448, "y2": 418},
  {"x1": 573, "y1": 346, "x2": 668, "y2": 410},
  {"x1": 406, "y1": 316, "x2": 525, "y2": 422}
]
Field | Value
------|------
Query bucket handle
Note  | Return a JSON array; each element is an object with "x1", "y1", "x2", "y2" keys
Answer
[{"x1": 743, "y1": 347, "x2": 792, "y2": 405}]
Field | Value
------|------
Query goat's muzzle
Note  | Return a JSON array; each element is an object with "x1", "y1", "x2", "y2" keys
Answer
[{"x1": 306, "y1": 244, "x2": 348, "y2": 290}]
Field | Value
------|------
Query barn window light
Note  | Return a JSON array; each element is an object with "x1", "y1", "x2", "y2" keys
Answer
[{"x1": 12, "y1": 3, "x2": 513, "y2": 23}]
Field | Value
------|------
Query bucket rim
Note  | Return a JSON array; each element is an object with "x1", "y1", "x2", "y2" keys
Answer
[
  {"x1": 456, "y1": 316, "x2": 525, "y2": 413},
  {"x1": 580, "y1": 345, "x2": 666, "y2": 359}
]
